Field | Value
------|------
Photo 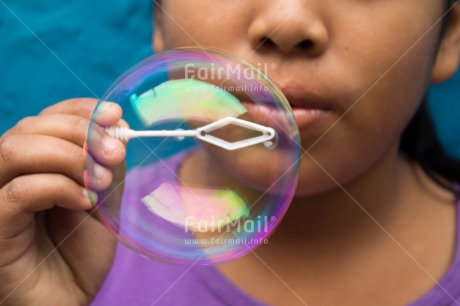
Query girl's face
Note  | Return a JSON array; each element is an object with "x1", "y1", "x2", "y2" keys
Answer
[{"x1": 154, "y1": 1, "x2": 460, "y2": 196}]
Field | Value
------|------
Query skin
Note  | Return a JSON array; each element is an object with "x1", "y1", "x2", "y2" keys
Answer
[
  {"x1": 0, "y1": 1, "x2": 459, "y2": 305},
  {"x1": 0, "y1": 100, "x2": 126, "y2": 305},
  {"x1": 156, "y1": 0, "x2": 460, "y2": 305}
]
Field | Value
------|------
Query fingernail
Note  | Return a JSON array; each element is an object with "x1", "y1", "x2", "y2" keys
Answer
[
  {"x1": 93, "y1": 162, "x2": 108, "y2": 183},
  {"x1": 102, "y1": 136, "x2": 120, "y2": 153},
  {"x1": 83, "y1": 188, "x2": 98, "y2": 206},
  {"x1": 97, "y1": 101, "x2": 117, "y2": 114}
]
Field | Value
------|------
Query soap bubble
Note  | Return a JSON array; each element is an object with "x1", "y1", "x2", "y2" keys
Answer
[{"x1": 85, "y1": 48, "x2": 300, "y2": 264}]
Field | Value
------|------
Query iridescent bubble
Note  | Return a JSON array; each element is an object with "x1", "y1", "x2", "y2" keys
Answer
[{"x1": 85, "y1": 48, "x2": 300, "y2": 264}]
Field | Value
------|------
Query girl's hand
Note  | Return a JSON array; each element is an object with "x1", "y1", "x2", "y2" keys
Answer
[{"x1": 0, "y1": 99, "x2": 126, "y2": 306}]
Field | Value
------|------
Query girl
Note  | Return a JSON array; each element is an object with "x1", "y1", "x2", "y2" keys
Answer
[{"x1": 1, "y1": 0, "x2": 460, "y2": 305}]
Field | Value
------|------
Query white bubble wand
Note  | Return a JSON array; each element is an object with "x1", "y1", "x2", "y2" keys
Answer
[{"x1": 106, "y1": 117, "x2": 276, "y2": 151}]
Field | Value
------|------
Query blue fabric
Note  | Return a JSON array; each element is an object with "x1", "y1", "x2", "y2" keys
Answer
[
  {"x1": 0, "y1": 1, "x2": 459, "y2": 159},
  {"x1": 0, "y1": 0, "x2": 153, "y2": 132}
]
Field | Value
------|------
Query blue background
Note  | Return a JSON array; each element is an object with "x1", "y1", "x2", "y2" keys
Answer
[
  {"x1": 0, "y1": 1, "x2": 459, "y2": 158},
  {"x1": 0, "y1": 0, "x2": 153, "y2": 129}
]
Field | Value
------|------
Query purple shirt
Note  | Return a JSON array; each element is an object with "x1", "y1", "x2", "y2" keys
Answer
[{"x1": 92, "y1": 153, "x2": 460, "y2": 306}]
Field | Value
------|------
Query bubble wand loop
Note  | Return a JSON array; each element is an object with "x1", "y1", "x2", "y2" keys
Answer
[{"x1": 106, "y1": 117, "x2": 276, "y2": 151}]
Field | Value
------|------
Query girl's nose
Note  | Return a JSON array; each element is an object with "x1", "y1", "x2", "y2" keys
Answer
[{"x1": 248, "y1": 1, "x2": 329, "y2": 57}]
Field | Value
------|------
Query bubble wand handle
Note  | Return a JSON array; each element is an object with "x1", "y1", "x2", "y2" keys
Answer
[{"x1": 105, "y1": 127, "x2": 197, "y2": 142}]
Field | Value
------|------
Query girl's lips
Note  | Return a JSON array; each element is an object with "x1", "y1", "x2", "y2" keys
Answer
[
  {"x1": 292, "y1": 107, "x2": 326, "y2": 129},
  {"x1": 241, "y1": 102, "x2": 326, "y2": 130}
]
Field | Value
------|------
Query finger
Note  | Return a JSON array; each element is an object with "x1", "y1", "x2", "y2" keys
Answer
[
  {"x1": 84, "y1": 154, "x2": 114, "y2": 192},
  {"x1": 85, "y1": 121, "x2": 126, "y2": 166},
  {"x1": 3, "y1": 114, "x2": 128, "y2": 149},
  {"x1": 3, "y1": 114, "x2": 91, "y2": 147},
  {"x1": 90, "y1": 162, "x2": 126, "y2": 222},
  {"x1": 0, "y1": 173, "x2": 96, "y2": 225},
  {"x1": 39, "y1": 99, "x2": 127, "y2": 166},
  {"x1": 92, "y1": 101, "x2": 124, "y2": 127},
  {"x1": 0, "y1": 135, "x2": 110, "y2": 188},
  {"x1": 40, "y1": 99, "x2": 122, "y2": 125},
  {"x1": 39, "y1": 98, "x2": 99, "y2": 118}
]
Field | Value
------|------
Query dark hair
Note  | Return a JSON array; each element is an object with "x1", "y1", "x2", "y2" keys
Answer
[
  {"x1": 400, "y1": 101, "x2": 460, "y2": 189},
  {"x1": 400, "y1": 1, "x2": 460, "y2": 190}
]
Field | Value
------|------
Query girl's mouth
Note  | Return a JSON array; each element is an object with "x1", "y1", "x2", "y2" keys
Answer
[{"x1": 240, "y1": 102, "x2": 328, "y2": 131}]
